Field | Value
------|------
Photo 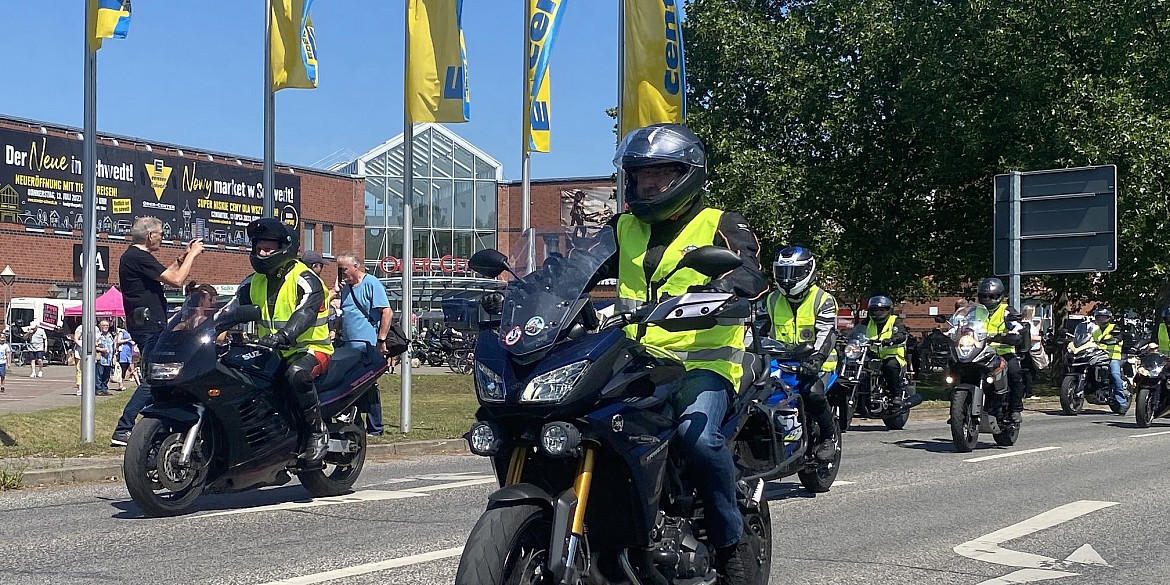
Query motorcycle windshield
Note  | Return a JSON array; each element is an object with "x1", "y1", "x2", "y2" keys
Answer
[
  {"x1": 1072, "y1": 321, "x2": 1097, "y2": 346},
  {"x1": 147, "y1": 291, "x2": 234, "y2": 379},
  {"x1": 1140, "y1": 353, "x2": 1164, "y2": 370},
  {"x1": 497, "y1": 227, "x2": 617, "y2": 356},
  {"x1": 950, "y1": 305, "x2": 990, "y2": 344}
]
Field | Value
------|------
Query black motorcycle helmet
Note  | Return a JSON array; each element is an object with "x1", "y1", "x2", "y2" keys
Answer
[
  {"x1": 976, "y1": 277, "x2": 1006, "y2": 310},
  {"x1": 1161, "y1": 306, "x2": 1170, "y2": 326},
  {"x1": 868, "y1": 295, "x2": 894, "y2": 321},
  {"x1": 1092, "y1": 307, "x2": 1113, "y2": 323},
  {"x1": 613, "y1": 123, "x2": 707, "y2": 225},
  {"x1": 247, "y1": 217, "x2": 299, "y2": 275}
]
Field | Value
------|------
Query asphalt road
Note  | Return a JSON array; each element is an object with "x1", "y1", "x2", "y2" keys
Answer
[{"x1": 1, "y1": 405, "x2": 1167, "y2": 585}]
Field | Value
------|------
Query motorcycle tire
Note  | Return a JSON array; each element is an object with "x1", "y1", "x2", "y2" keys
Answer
[
  {"x1": 300, "y1": 423, "x2": 367, "y2": 498},
  {"x1": 454, "y1": 503, "x2": 554, "y2": 585},
  {"x1": 1109, "y1": 400, "x2": 1125, "y2": 415},
  {"x1": 882, "y1": 410, "x2": 909, "y2": 431},
  {"x1": 949, "y1": 390, "x2": 978, "y2": 453},
  {"x1": 124, "y1": 417, "x2": 207, "y2": 517},
  {"x1": 835, "y1": 403, "x2": 854, "y2": 433},
  {"x1": 1135, "y1": 387, "x2": 1158, "y2": 428},
  {"x1": 798, "y1": 421, "x2": 840, "y2": 493},
  {"x1": 1059, "y1": 375, "x2": 1083, "y2": 416},
  {"x1": 993, "y1": 420, "x2": 1020, "y2": 446},
  {"x1": 741, "y1": 496, "x2": 773, "y2": 583}
]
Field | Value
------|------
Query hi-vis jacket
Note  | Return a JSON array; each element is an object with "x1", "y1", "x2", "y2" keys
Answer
[{"x1": 238, "y1": 260, "x2": 332, "y2": 359}]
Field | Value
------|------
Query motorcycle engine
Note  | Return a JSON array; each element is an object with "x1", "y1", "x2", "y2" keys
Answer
[{"x1": 647, "y1": 512, "x2": 712, "y2": 580}]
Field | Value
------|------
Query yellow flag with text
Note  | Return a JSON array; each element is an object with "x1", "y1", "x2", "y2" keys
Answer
[
  {"x1": 271, "y1": 0, "x2": 319, "y2": 91},
  {"x1": 525, "y1": 0, "x2": 567, "y2": 153},
  {"x1": 407, "y1": 0, "x2": 471, "y2": 123},
  {"x1": 621, "y1": 0, "x2": 687, "y2": 136}
]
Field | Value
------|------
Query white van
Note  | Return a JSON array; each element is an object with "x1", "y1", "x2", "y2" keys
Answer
[{"x1": 5, "y1": 297, "x2": 83, "y2": 334}]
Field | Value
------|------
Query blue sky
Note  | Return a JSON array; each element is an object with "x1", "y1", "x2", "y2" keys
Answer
[{"x1": 0, "y1": 2, "x2": 621, "y2": 180}]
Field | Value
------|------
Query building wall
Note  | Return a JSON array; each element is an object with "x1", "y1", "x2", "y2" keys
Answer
[{"x1": 0, "y1": 116, "x2": 364, "y2": 324}]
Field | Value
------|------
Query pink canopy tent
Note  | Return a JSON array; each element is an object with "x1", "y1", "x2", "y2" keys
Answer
[{"x1": 64, "y1": 286, "x2": 125, "y2": 317}]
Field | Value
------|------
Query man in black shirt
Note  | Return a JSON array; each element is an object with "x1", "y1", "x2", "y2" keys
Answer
[{"x1": 110, "y1": 216, "x2": 203, "y2": 446}]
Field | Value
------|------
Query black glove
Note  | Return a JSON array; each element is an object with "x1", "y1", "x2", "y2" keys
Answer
[
  {"x1": 801, "y1": 355, "x2": 825, "y2": 377},
  {"x1": 687, "y1": 283, "x2": 725, "y2": 294},
  {"x1": 257, "y1": 331, "x2": 291, "y2": 350}
]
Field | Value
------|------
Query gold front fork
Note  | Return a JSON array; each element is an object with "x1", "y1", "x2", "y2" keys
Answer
[
  {"x1": 504, "y1": 446, "x2": 526, "y2": 485},
  {"x1": 570, "y1": 446, "x2": 597, "y2": 535}
]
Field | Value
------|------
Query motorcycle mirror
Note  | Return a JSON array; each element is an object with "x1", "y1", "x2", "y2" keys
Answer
[
  {"x1": 480, "y1": 292, "x2": 504, "y2": 316},
  {"x1": 468, "y1": 249, "x2": 509, "y2": 279},
  {"x1": 675, "y1": 246, "x2": 743, "y2": 278}
]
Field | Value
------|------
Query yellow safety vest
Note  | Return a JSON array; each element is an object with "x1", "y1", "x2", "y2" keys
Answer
[
  {"x1": 1158, "y1": 324, "x2": 1170, "y2": 354},
  {"x1": 249, "y1": 261, "x2": 334, "y2": 359},
  {"x1": 765, "y1": 287, "x2": 839, "y2": 372},
  {"x1": 986, "y1": 303, "x2": 1017, "y2": 356},
  {"x1": 866, "y1": 317, "x2": 905, "y2": 366},
  {"x1": 615, "y1": 209, "x2": 745, "y2": 386},
  {"x1": 1092, "y1": 322, "x2": 1121, "y2": 360}
]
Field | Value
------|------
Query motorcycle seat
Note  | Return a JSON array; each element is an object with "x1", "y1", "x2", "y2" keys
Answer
[{"x1": 318, "y1": 344, "x2": 388, "y2": 406}]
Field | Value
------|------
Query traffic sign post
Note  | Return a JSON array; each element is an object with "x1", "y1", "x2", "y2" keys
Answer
[{"x1": 994, "y1": 165, "x2": 1118, "y2": 309}]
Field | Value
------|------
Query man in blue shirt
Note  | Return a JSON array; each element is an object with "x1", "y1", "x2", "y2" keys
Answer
[{"x1": 336, "y1": 254, "x2": 393, "y2": 436}]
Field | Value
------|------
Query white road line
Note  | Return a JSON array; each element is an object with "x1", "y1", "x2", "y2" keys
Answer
[
  {"x1": 964, "y1": 446, "x2": 1060, "y2": 463},
  {"x1": 405, "y1": 477, "x2": 497, "y2": 492},
  {"x1": 257, "y1": 546, "x2": 464, "y2": 585},
  {"x1": 1129, "y1": 429, "x2": 1170, "y2": 438},
  {"x1": 196, "y1": 489, "x2": 426, "y2": 518}
]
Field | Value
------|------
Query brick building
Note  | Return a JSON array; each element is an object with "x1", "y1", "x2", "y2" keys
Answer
[{"x1": 0, "y1": 114, "x2": 364, "y2": 327}]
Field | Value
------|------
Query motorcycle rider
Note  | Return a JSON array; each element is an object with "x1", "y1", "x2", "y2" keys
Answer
[
  {"x1": 591, "y1": 123, "x2": 768, "y2": 584},
  {"x1": 232, "y1": 218, "x2": 334, "y2": 463},
  {"x1": 1156, "y1": 307, "x2": 1170, "y2": 353},
  {"x1": 863, "y1": 295, "x2": 912, "y2": 404},
  {"x1": 977, "y1": 278, "x2": 1026, "y2": 423},
  {"x1": 753, "y1": 247, "x2": 839, "y2": 461},
  {"x1": 1091, "y1": 307, "x2": 1129, "y2": 414}
]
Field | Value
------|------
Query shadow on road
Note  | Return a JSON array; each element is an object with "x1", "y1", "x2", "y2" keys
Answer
[
  {"x1": 763, "y1": 481, "x2": 818, "y2": 502},
  {"x1": 1040, "y1": 407, "x2": 1116, "y2": 417},
  {"x1": 1092, "y1": 419, "x2": 1162, "y2": 430},
  {"x1": 890, "y1": 437, "x2": 998, "y2": 454},
  {"x1": 110, "y1": 484, "x2": 315, "y2": 519},
  {"x1": 842, "y1": 423, "x2": 903, "y2": 433}
]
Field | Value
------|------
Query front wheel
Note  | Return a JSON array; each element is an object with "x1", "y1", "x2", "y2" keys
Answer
[
  {"x1": 993, "y1": 420, "x2": 1020, "y2": 446},
  {"x1": 798, "y1": 421, "x2": 840, "y2": 493},
  {"x1": 1135, "y1": 387, "x2": 1159, "y2": 428},
  {"x1": 454, "y1": 504, "x2": 553, "y2": 585},
  {"x1": 741, "y1": 498, "x2": 772, "y2": 583},
  {"x1": 123, "y1": 417, "x2": 207, "y2": 517},
  {"x1": 1059, "y1": 375, "x2": 1083, "y2": 415},
  {"x1": 949, "y1": 390, "x2": 978, "y2": 453},
  {"x1": 834, "y1": 401, "x2": 854, "y2": 433},
  {"x1": 300, "y1": 423, "x2": 367, "y2": 497}
]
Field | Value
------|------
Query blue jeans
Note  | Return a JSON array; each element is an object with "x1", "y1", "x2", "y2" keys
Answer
[
  {"x1": 1109, "y1": 359, "x2": 1128, "y2": 408},
  {"x1": 672, "y1": 368, "x2": 742, "y2": 549},
  {"x1": 96, "y1": 363, "x2": 112, "y2": 393},
  {"x1": 115, "y1": 331, "x2": 158, "y2": 435}
]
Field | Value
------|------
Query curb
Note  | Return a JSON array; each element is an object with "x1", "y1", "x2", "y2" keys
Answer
[{"x1": 14, "y1": 438, "x2": 470, "y2": 489}]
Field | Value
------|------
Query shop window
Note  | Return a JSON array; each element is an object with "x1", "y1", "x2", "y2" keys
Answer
[
  {"x1": 303, "y1": 222, "x2": 315, "y2": 251},
  {"x1": 322, "y1": 225, "x2": 333, "y2": 256}
]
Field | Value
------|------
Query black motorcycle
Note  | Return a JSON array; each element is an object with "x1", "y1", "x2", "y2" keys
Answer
[
  {"x1": 1059, "y1": 320, "x2": 1128, "y2": 415},
  {"x1": 1133, "y1": 348, "x2": 1170, "y2": 427},
  {"x1": 832, "y1": 327, "x2": 922, "y2": 431},
  {"x1": 454, "y1": 227, "x2": 776, "y2": 585},
  {"x1": 943, "y1": 309, "x2": 1020, "y2": 452},
  {"x1": 123, "y1": 297, "x2": 388, "y2": 517}
]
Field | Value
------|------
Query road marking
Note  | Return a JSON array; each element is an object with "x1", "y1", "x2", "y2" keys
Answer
[
  {"x1": 964, "y1": 446, "x2": 1060, "y2": 463},
  {"x1": 955, "y1": 500, "x2": 1118, "y2": 584},
  {"x1": 405, "y1": 477, "x2": 496, "y2": 492},
  {"x1": 257, "y1": 546, "x2": 464, "y2": 584},
  {"x1": 1129, "y1": 429, "x2": 1170, "y2": 438}
]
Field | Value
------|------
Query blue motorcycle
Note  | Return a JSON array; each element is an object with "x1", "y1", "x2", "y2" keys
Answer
[{"x1": 454, "y1": 227, "x2": 775, "y2": 585}]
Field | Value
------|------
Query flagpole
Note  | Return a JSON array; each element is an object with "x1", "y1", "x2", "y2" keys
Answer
[
  {"x1": 522, "y1": 0, "x2": 534, "y2": 271},
  {"x1": 80, "y1": 5, "x2": 99, "y2": 443},
  {"x1": 615, "y1": 0, "x2": 626, "y2": 213},
  {"x1": 400, "y1": 1, "x2": 414, "y2": 434},
  {"x1": 263, "y1": 0, "x2": 276, "y2": 218}
]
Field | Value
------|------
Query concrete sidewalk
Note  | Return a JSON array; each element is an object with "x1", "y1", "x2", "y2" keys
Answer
[{"x1": 0, "y1": 362, "x2": 126, "y2": 414}]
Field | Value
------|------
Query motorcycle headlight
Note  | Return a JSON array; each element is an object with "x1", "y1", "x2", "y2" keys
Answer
[
  {"x1": 475, "y1": 363, "x2": 505, "y2": 403},
  {"x1": 521, "y1": 360, "x2": 589, "y2": 403},
  {"x1": 149, "y1": 362, "x2": 183, "y2": 381},
  {"x1": 465, "y1": 421, "x2": 502, "y2": 456},
  {"x1": 540, "y1": 422, "x2": 582, "y2": 457},
  {"x1": 844, "y1": 345, "x2": 863, "y2": 360}
]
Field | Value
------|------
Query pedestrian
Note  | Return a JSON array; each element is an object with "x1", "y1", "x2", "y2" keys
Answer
[
  {"x1": 336, "y1": 253, "x2": 393, "y2": 436},
  {"x1": 906, "y1": 331, "x2": 922, "y2": 377},
  {"x1": 25, "y1": 322, "x2": 46, "y2": 378},
  {"x1": 95, "y1": 319, "x2": 114, "y2": 396},
  {"x1": 111, "y1": 216, "x2": 204, "y2": 447},
  {"x1": 0, "y1": 333, "x2": 10, "y2": 393},
  {"x1": 116, "y1": 324, "x2": 135, "y2": 390}
]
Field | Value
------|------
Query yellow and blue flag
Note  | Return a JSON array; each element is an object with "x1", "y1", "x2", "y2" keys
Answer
[
  {"x1": 407, "y1": 0, "x2": 471, "y2": 123},
  {"x1": 271, "y1": 0, "x2": 319, "y2": 91},
  {"x1": 621, "y1": 0, "x2": 687, "y2": 136},
  {"x1": 89, "y1": 0, "x2": 131, "y2": 52},
  {"x1": 526, "y1": 0, "x2": 567, "y2": 153}
]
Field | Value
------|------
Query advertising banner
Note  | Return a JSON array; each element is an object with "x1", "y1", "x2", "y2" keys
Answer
[
  {"x1": 560, "y1": 186, "x2": 616, "y2": 239},
  {"x1": 0, "y1": 126, "x2": 300, "y2": 246}
]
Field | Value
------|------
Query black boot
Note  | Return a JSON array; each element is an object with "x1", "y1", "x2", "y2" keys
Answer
[
  {"x1": 716, "y1": 539, "x2": 758, "y2": 585},
  {"x1": 300, "y1": 403, "x2": 329, "y2": 464},
  {"x1": 813, "y1": 407, "x2": 838, "y2": 461}
]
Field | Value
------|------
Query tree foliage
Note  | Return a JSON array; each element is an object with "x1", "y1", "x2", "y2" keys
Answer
[{"x1": 683, "y1": 0, "x2": 1170, "y2": 311}]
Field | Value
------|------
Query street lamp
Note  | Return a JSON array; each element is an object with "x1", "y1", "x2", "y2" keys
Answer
[
  {"x1": 45, "y1": 284, "x2": 62, "y2": 299},
  {"x1": 0, "y1": 266, "x2": 15, "y2": 332}
]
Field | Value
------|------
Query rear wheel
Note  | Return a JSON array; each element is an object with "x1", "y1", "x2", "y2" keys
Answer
[
  {"x1": 300, "y1": 423, "x2": 366, "y2": 497},
  {"x1": 454, "y1": 504, "x2": 553, "y2": 585},
  {"x1": 834, "y1": 401, "x2": 854, "y2": 433},
  {"x1": 1059, "y1": 375, "x2": 1083, "y2": 415},
  {"x1": 123, "y1": 418, "x2": 207, "y2": 517},
  {"x1": 949, "y1": 390, "x2": 978, "y2": 453},
  {"x1": 993, "y1": 420, "x2": 1020, "y2": 446},
  {"x1": 1135, "y1": 387, "x2": 1159, "y2": 428}
]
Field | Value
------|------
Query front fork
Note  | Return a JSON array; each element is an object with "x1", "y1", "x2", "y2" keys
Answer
[
  {"x1": 503, "y1": 445, "x2": 597, "y2": 585},
  {"x1": 177, "y1": 404, "x2": 206, "y2": 466}
]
